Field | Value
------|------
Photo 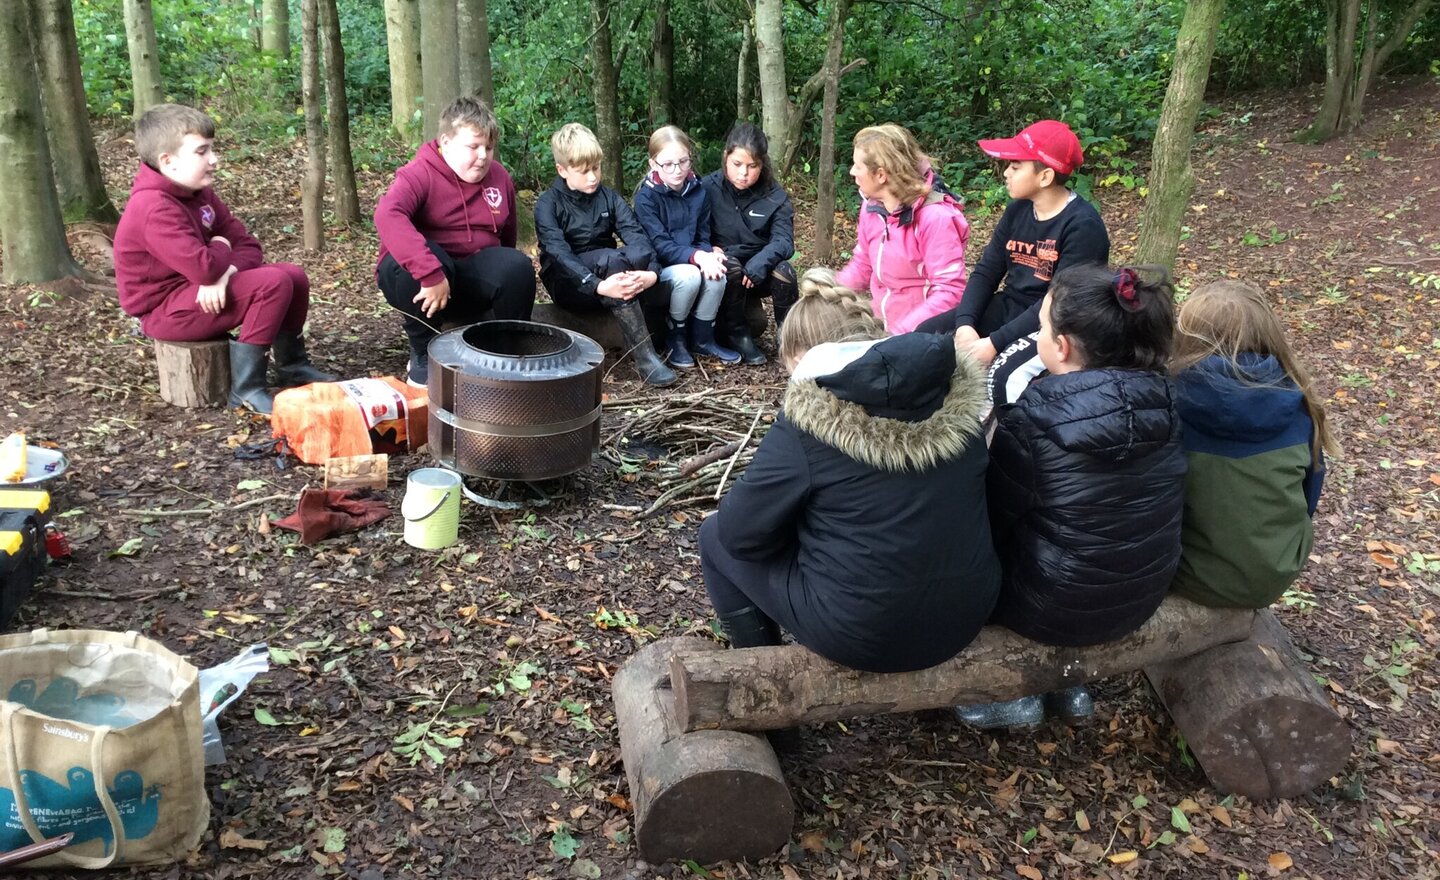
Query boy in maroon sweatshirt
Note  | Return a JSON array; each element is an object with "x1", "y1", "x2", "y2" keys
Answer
[
  {"x1": 374, "y1": 96, "x2": 536, "y2": 386},
  {"x1": 113, "y1": 104, "x2": 332, "y2": 414}
]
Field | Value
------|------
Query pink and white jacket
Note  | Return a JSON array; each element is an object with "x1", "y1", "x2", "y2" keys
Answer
[{"x1": 836, "y1": 182, "x2": 970, "y2": 334}]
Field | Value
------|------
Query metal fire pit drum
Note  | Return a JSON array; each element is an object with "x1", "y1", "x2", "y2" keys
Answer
[{"x1": 428, "y1": 320, "x2": 604, "y2": 481}]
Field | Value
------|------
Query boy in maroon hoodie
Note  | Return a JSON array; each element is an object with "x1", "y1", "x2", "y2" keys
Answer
[
  {"x1": 114, "y1": 104, "x2": 333, "y2": 414},
  {"x1": 374, "y1": 96, "x2": 536, "y2": 386}
]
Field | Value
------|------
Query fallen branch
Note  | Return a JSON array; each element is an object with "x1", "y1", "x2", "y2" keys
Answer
[
  {"x1": 118, "y1": 493, "x2": 294, "y2": 517},
  {"x1": 678, "y1": 441, "x2": 743, "y2": 477}
]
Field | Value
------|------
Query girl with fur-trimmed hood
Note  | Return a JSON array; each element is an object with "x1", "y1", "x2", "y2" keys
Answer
[{"x1": 698, "y1": 269, "x2": 1000, "y2": 674}]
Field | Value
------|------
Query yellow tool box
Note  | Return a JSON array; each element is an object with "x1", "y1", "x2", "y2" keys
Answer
[{"x1": 0, "y1": 488, "x2": 49, "y2": 630}]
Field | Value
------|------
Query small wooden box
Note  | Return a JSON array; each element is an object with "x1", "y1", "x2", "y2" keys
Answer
[{"x1": 323, "y1": 454, "x2": 388, "y2": 492}]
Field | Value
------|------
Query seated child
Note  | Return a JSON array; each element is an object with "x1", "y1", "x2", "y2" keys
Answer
[
  {"x1": 916, "y1": 121, "x2": 1109, "y2": 406},
  {"x1": 955, "y1": 264, "x2": 1185, "y2": 729},
  {"x1": 699, "y1": 268, "x2": 1001, "y2": 675},
  {"x1": 633, "y1": 125, "x2": 741, "y2": 369},
  {"x1": 535, "y1": 123, "x2": 674, "y2": 388},
  {"x1": 701, "y1": 122, "x2": 798, "y2": 364},
  {"x1": 114, "y1": 104, "x2": 332, "y2": 414},
  {"x1": 835, "y1": 124, "x2": 970, "y2": 334},
  {"x1": 1170, "y1": 280, "x2": 1338, "y2": 607}
]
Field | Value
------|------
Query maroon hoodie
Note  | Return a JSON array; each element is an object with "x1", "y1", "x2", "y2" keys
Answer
[
  {"x1": 373, "y1": 142, "x2": 519, "y2": 288},
  {"x1": 113, "y1": 162, "x2": 264, "y2": 318}
]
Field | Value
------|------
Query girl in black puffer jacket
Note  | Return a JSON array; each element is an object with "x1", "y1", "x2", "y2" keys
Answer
[{"x1": 956, "y1": 264, "x2": 1186, "y2": 729}]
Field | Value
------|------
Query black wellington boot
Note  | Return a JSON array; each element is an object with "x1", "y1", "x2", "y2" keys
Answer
[
  {"x1": 228, "y1": 341, "x2": 275, "y2": 415},
  {"x1": 719, "y1": 293, "x2": 766, "y2": 365},
  {"x1": 272, "y1": 332, "x2": 337, "y2": 386},
  {"x1": 614, "y1": 301, "x2": 677, "y2": 387}
]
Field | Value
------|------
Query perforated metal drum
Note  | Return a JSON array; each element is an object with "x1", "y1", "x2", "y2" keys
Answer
[{"x1": 428, "y1": 321, "x2": 604, "y2": 481}]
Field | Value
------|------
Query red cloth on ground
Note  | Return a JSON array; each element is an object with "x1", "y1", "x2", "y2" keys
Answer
[{"x1": 272, "y1": 489, "x2": 390, "y2": 545}]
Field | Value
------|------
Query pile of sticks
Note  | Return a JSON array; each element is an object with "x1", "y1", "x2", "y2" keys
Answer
[{"x1": 600, "y1": 386, "x2": 779, "y2": 518}]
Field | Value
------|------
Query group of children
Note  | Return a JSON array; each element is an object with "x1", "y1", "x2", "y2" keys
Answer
[
  {"x1": 111, "y1": 99, "x2": 1333, "y2": 731},
  {"x1": 703, "y1": 120, "x2": 1336, "y2": 730}
]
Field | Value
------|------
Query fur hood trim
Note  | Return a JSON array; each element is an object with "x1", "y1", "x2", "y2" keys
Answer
[{"x1": 783, "y1": 353, "x2": 987, "y2": 471}]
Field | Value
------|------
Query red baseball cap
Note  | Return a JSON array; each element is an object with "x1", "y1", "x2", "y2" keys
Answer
[{"x1": 978, "y1": 120, "x2": 1084, "y2": 175}]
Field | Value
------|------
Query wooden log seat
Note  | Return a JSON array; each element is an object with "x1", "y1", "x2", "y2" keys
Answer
[
  {"x1": 612, "y1": 637, "x2": 793, "y2": 865},
  {"x1": 1144, "y1": 610, "x2": 1353, "y2": 800},
  {"x1": 153, "y1": 338, "x2": 230, "y2": 407},
  {"x1": 531, "y1": 299, "x2": 769, "y2": 352},
  {"x1": 613, "y1": 597, "x2": 1351, "y2": 862}
]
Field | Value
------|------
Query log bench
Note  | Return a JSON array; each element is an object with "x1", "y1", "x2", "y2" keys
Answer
[
  {"x1": 613, "y1": 597, "x2": 1351, "y2": 864},
  {"x1": 153, "y1": 338, "x2": 230, "y2": 407},
  {"x1": 531, "y1": 300, "x2": 770, "y2": 352}
]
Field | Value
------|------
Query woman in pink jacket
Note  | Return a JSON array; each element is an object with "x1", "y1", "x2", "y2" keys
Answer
[{"x1": 837, "y1": 125, "x2": 970, "y2": 334}]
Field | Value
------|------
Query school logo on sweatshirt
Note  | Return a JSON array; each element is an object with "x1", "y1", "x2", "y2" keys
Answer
[
  {"x1": 483, "y1": 187, "x2": 503, "y2": 209},
  {"x1": 199, "y1": 205, "x2": 215, "y2": 229}
]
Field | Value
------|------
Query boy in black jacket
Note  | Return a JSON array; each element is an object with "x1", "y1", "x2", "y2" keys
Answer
[
  {"x1": 916, "y1": 120, "x2": 1109, "y2": 405},
  {"x1": 535, "y1": 123, "x2": 675, "y2": 386}
]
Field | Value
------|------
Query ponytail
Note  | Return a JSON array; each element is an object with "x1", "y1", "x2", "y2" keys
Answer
[{"x1": 1047, "y1": 264, "x2": 1176, "y2": 372}]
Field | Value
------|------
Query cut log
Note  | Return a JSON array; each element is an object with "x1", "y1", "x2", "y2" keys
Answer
[
  {"x1": 531, "y1": 299, "x2": 770, "y2": 352},
  {"x1": 1144, "y1": 609, "x2": 1351, "y2": 800},
  {"x1": 613, "y1": 636, "x2": 793, "y2": 864},
  {"x1": 671, "y1": 596, "x2": 1255, "y2": 732},
  {"x1": 154, "y1": 338, "x2": 230, "y2": 407},
  {"x1": 531, "y1": 303, "x2": 622, "y2": 350}
]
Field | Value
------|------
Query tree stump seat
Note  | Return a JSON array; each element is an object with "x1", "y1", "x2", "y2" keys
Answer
[
  {"x1": 152, "y1": 337, "x2": 231, "y2": 408},
  {"x1": 613, "y1": 597, "x2": 1351, "y2": 864}
]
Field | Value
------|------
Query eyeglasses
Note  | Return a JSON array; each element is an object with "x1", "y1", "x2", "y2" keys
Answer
[{"x1": 656, "y1": 157, "x2": 692, "y2": 173}]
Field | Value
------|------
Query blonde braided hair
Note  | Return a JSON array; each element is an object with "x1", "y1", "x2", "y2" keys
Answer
[{"x1": 779, "y1": 268, "x2": 888, "y2": 365}]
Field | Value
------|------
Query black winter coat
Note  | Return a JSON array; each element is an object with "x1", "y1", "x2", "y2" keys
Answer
[
  {"x1": 701, "y1": 172, "x2": 795, "y2": 283},
  {"x1": 714, "y1": 334, "x2": 1001, "y2": 673},
  {"x1": 534, "y1": 178, "x2": 658, "y2": 297},
  {"x1": 987, "y1": 368, "x2": 1186, "y2": 646}
]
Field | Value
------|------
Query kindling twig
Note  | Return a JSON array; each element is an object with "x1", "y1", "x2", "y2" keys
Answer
[
  {"x1": 118, "y1": 493, "x2": 294, "y2": 517},
  {"x1": 715, "y1": 409, "x2": 764, "y2": 499}
]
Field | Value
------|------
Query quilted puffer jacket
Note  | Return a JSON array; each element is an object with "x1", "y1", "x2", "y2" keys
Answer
[{"x1": 986, "y1": 367, "x2": 1186, "y2": 646}]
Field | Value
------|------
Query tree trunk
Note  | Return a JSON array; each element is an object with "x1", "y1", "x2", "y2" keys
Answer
[
  {"x1": 589, "y1": 0, "x2": 623, "y2": 186},
  {"x1": 260, "y1": 0, "x2": 289, "y2": 58},
  {"x1": 1303, "y1": 0, "x2": 1434, "y2": 141},
  {"x1": 0, "y1": 2, "x2": 81, "y2": 283},
  {"x1": 28, "y1": 0, "x2": 118, "y2": 224},
  {"x1": 418, "y1": 0, "x2": 460, "y2": 140},
  {"x1": 300, "y1": 0, "x2": 326, "y2": 252},
  {"x1": 736, "y1": 19, "x2": 753, "y2": 122},
  {"x1": 778, "y1": 56, "x2": 865, "y2": 178},
  {"x1": 1144, "y1": 611, "x2": 1352, "y2": 800},
  {"x1": 1132, "y1": 0, "x2": 1224, "y2": 271},
  {"x1": 811, "y1": 0, "x2": 851, "y2": 263},
  {"x1": 613, "y1": 637, "x2": 793, "y2": 865},
  {"x1": 456, "y1": 0, "x2": 494, "y2": 107},
  {"x1": 648, "y1": 0, "x2": 673, "y2": 127},
  {"x1": 754, "y1": 0, "x2": 788, "y2": 162},
  {"x1": 384, "y1": 0, "x2": 422, "y2": 141},
  {"x1": 670, "y1": 597, "x2": 1256, "y2": 732},
  {"x1": 317, "y1": 0, "x2": 359, "y2": 225},
  {"x1": 122, "y1": 0, "x2": 163, "y2": 118}
]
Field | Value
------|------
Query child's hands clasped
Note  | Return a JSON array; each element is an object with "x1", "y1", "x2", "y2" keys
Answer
[
  {"x1": 196, "y1": 264, "x2": 238, "y2": 314},
  {"x1": 953, "y1": 326, "x2": 997, "y2": 366},
  {"x1": 597, "y1": 271, "x2": 656, "y2": 301},
  {"x1": 694, "y1": 249, "x2": 726, "y2": 281}
]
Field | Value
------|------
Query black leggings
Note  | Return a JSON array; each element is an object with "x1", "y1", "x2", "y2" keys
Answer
[
  {"x1": 721, "y1": 258, "x2": 798, "y2": 314},
  {"x1": 379, "y1": 241, "x2": 536, "y2": 333}
]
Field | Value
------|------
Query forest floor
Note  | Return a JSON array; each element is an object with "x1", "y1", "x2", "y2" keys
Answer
[{"x1": 1, "y1": 78, "x2": 1437, "y2": 880}]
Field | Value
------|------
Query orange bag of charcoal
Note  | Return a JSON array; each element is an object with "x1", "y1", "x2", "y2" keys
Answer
[{"x1": 271, "y1": 378, "x2": 428, "y2": 465}]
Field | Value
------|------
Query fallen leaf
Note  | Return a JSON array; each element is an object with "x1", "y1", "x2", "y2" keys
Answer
[
  {"x1": 1376, "y1": 739, "x2": 1401, "y2": 754},
  {"x1": 1108, "y1": 851, "x2": 1138, "y2": 864},
  {"x1": 1016, "y1": 865, "x2": 1043, "y2": 880},
  {"x1": 1269, "y1": 851, "x2": 1293, "y2": 871},
  {"x1": 1211, "y1": 805, "x2": 1232, "y2": 827},
  {"x1": 1369, "y1": 552, "x2": 1398, "y2": 570},
  {"x1": 393, "y1": 794, "x2": 415, "y2": 812},
  {"x1": 799, "y1": 830, "x2": 826, "y2": 852},
  {"x1": 219, "y1": 828, "x2": 269, "y2": 850},
  {"x1": 1186, "y1": 835, "x2": 1209, "y2": 854},
  {"x1": 1075, "y1": 809, "x2": 1090, "y2": 832}
]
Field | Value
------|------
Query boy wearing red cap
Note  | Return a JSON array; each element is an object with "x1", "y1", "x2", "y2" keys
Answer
[{"x1": 917, "y1": 120, "x2": 1109, "y2": 405}]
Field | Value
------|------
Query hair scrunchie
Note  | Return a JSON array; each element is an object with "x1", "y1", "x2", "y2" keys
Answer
[{"x1": 1113, "y1": 267, "x2": 1142, "y2": 312}]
